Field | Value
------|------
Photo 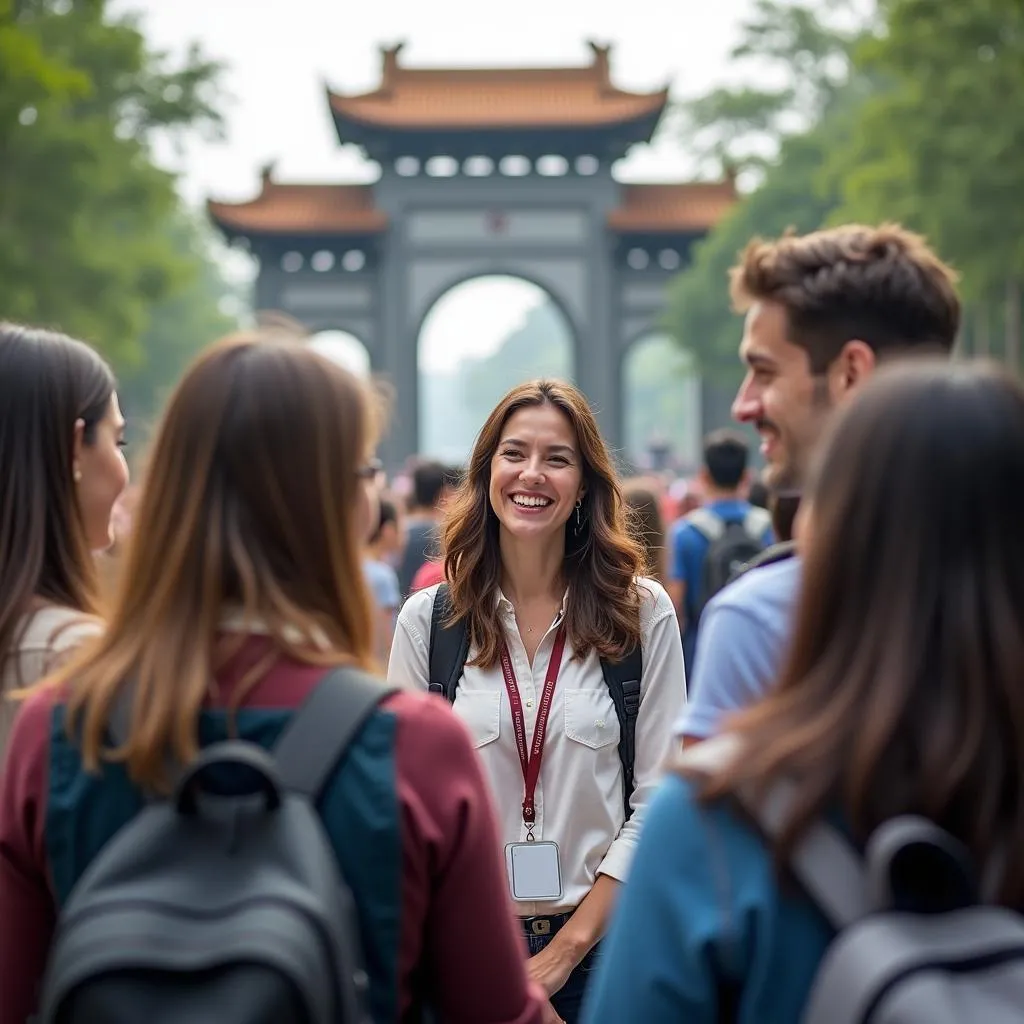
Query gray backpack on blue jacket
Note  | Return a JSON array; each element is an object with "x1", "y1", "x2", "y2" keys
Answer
[
  {"x1": 38, "y1": 668, "x2": 396, "y2": 1024},
  {"x1": 745, "y1": 776, "x2": 1024, "y2": 1023}
]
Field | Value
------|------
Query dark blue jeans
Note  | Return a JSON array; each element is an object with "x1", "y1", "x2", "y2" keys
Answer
[{"x1": 523, "y1": 921, "x2": 601, "y2": 1024}]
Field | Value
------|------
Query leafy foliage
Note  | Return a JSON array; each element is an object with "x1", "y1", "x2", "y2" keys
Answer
[{"x1": 0, "y1": 0, "x2": 223, "y2": 362}]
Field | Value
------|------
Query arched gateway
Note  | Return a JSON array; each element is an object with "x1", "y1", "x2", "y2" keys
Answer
[{"x1": 208, "y1": 43, "x2": 737, "y2": 469}]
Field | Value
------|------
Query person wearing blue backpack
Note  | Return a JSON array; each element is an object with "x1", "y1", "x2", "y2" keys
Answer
[
  {"x1": 667, "y1": 429, "x2": 772, "y2": 673},
  {"x1": 582, "y1": 360, "x2": 1024, "y2": 1024}
]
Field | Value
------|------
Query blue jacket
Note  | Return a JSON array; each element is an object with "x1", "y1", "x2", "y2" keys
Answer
[{"x1": 581, "y1": 773, "x2": 833, "y2": 1023}]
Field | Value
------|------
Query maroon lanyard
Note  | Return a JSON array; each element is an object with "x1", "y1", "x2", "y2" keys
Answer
[{"x1": 499, "y1": 625, "x2": 568, "y2": 832}]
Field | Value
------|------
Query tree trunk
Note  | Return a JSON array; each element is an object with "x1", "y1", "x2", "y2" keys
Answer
[
  {"x1": 1006, "y1": 279, "x2": 1022, "y2": 372},
  {"x1": 975, "y1": 302, "x2": 992, "y2": 358}
]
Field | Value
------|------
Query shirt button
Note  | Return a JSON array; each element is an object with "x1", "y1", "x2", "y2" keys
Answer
[
  {"x1": 595, "y1": 719, "x2": 605, "y2": 728},
  {"x1": 526, "y1": 700, "x2": 534, "y2": 708}
]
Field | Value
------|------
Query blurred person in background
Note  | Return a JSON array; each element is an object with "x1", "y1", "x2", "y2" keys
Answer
[
  {"x1": 364, "y1": 496, "x2": 404, "y2": 666},
  {"x1": 623, "y1": 481, "x2": 667, "y2": 585},
  {"x1": 0, "y1": 323, "x2": 128, "y2": 754},
  {"x1": 668, "y1": 430, "x2": 771, "y2": 673},
  {"x1": 397, "y1": 460, "x2": 460, "y2": 598}
]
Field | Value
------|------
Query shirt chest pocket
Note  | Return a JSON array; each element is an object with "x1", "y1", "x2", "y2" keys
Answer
[
  {"x1": 453, "y1": 689, "x2": 501, "y2": 749},
  {"x1": 563, "y1": 688, "x2": 620, "y2": 750}
]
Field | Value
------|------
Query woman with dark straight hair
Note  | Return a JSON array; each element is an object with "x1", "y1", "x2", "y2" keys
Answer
[
  {"x1": 0, "y1": 323, "x2": 128, "y2": 752},
  {"x1": 390, "y1": 379, "x2": 686, "y2": 1024},
  {"x1": 0, "y1": 332, "x2": 546, "y2": 1024},
  {"x1": 583, "y1": 359, "x2": 1024, "y2": 1022}
]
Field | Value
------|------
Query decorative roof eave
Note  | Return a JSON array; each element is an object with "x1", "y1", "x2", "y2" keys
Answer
[
  {"x1": 325, "y1": 84, "x2": 670, "y2": 134},
  {"x1": 608, "y1": 178, "x2": 739, "y2": 234},
  {"x1": 207, "y1": 169, "x2": 388, "y2": 240},
  {"x1": 323, "y1": 41, "x2": 670, "y2": 138},
  {"x1": 326, "y1": 105, "x2": 668, "y2": 162}
]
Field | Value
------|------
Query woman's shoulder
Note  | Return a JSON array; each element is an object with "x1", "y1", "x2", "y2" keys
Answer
[
  {"x1": 635, "y1": 575, "x2": 675, "y2": 624},
  {"x1": 18, "y1": 605, "x2": 102, "y2": 654},
  {"x1": 394, "y1": 582, "x2": 442, "y2": 633}
]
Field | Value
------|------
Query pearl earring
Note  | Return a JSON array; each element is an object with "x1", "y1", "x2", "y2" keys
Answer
[{"x1": 73, "y1": 467, "x2": 82, "y2": 483}]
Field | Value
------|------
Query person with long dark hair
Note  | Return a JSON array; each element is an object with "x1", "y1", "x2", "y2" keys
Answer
[
  {"x1": 0, "y1": 323, "x2": 128, "y2": 753},
  {"x1": 0, "y1": 333, "x2": 547, "y2": 1024},
  {"x1": 389, "y1": 379, "x2": 686, "y2": 1023},
  {"x1": 583, "y1": 359, "x2": 1024, "y2": 1021}
]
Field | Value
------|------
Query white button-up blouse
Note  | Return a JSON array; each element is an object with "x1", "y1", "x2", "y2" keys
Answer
[{"x1": 387, "y1": 577, "x2": 687, "y2": 916}]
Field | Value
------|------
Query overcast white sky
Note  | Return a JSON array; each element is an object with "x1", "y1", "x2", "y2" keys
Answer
[{"x1": 117, "y1": 0, "x2": 762, "y2": 372}]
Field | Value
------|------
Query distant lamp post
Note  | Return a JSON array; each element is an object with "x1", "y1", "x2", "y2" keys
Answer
[{"x1": 648, "y1": 432, "x2": 671, "y2": 472}]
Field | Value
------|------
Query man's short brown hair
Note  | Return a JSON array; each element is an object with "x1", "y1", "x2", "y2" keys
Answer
[{"x1": 730, "y1": 224, "x2": 961, "y2": 373}]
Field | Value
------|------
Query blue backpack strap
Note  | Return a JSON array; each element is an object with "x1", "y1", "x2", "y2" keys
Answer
[
  {"x1": 428, "y1": 583, "x2": 470, "y2": 703},
  {"x1": 600, "y1": 645, "x2": 643, "y2": 822}
]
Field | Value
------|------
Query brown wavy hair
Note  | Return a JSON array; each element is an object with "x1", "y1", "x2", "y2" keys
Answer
[
  {"x1": 693, "y1": 359, "x2": 1024, "y2": 905},
  {"x1": 38, "y1": 331, "x2": 380, "y2": 792},
  {"x1": 443, "y1": 379, "x2": 644, "y2": 669},
  {"x1": 730, "y1": 223, "x2": 961, "y2": 372}
]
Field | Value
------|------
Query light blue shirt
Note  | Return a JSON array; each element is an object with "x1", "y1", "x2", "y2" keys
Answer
[
  {"x1": 674, "y1": 556, "x2": 801, "y2": 739},
  {"x1": 363, "y1": 558, "x2": 401, "y2": 612}
]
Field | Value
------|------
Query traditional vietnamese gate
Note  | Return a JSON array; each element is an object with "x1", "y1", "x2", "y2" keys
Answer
[{"x1": 208, "y1": 43, "x2": 736, "y2": 469}]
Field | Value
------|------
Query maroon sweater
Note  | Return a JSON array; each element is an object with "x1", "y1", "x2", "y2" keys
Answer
[{"x1": 0, "y1": 642, "x2": 547, "y2": 1023}]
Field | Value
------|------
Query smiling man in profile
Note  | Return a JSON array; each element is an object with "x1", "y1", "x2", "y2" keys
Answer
[{"x1": 676, "y1": 223, "x2": 961, "y2": 745}]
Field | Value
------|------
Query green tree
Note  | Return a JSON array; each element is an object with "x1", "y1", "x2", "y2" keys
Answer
[
  {"x1": 676, "y1": 0, "x2": 864, "y2": 177},
  {"x1": 0, "y1": 0, "x2": 222, "y2": 362},
  {"x1": 114, "y1": 212, "x2": 240, "y2": 442},
  {"x1": 665, "y1": 0, "x2": 871, "y2": 381},
  {"x1": 665, "y1": 123, "x2": 846, "y2": 382},
  {"x1": 832, "y1": 0, "x2": 1024, "y2": 363}
]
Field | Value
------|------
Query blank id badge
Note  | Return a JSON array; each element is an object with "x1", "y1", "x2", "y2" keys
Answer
[{"x1": 505, "y1": 841, "x2": 563, "y2": 901}]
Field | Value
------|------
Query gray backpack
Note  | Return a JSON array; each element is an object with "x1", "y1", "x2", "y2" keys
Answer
[
  {"x1": 687, "y1": 506, "x2": 771, "y2": 615},
  {"x1": 745, "y1": 776, "x2": 1024, "y2": 1023},
  {"x1": 39, "y1": 668, "x2": 396, "y2": 1024}
]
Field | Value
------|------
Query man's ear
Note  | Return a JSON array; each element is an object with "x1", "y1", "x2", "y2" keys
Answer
[{"x1": 830, "y1": 340, "x2": 876, "y2": 399}]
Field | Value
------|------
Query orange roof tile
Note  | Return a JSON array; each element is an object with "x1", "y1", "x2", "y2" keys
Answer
[
  {"x1": 207, "y1": 179, "x2": 386, "y2": 236},
  {"x1": 327, "y1": 42, "x2": 668, "y2": 130},
  {"x1": 609, "y1": 181, "x2": 738, "y2": 233}
]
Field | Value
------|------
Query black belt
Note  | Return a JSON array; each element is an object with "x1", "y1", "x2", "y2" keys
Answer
[{"x1": 520, "y1": 911, "x2": 573, "y2": 937}]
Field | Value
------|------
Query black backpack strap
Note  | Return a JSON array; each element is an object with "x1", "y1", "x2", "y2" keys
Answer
[
  {"x1": 727, "y1": 539, "x2": 797, "y2": 586},
  {"x1": 273, "y1": 667, "x2": 397, "y2": 800},
  {"x1": 600, "y1": 645, "x2": 643, "y2": 822},
  {"x1": 428, "y1": 583, "x2": 470, "y2": 703}
]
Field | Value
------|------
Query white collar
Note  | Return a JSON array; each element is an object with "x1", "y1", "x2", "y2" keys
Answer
[{"x1": 218, "y1": 608, "x2": 331, "y2": 650}]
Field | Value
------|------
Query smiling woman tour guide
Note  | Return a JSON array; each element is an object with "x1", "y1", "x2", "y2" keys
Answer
[{"x1": 389, "y1": 379, "x2": 687, "y2": 1023}]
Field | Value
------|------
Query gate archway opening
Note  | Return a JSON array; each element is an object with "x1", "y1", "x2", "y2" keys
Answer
[
  {"x1": 307, "y1": 329, "x2": 371, "y2": 378},
  {"x1": 417, "y1": 276, "x2": 575, "y2": 463},
  {"x1": 623, "y1": 333, "x2": 701, "y2": 473}
]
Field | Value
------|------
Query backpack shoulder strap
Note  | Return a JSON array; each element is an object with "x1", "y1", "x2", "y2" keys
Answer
[
  {"x1": 600, "y1": 644, "x2": 643, "y2": 822},
  {"x1": 743, "y1": 506, "x2": 773, "y2": 538},
  {"x1": 685, "y1": 506, "x2": 725, "y2": 542},
  {"x1": 273, "y1": 667, "x2": 397, "y2": 800},
  {"x1": 428, "y1": 583, "x2": 470, "y2": 703},
  {"x1": 735, "y1": 776, "x2": 868, "y2": 929},
  {"x1": 679, "y1": 736, "x2": 867, "y2": 929}
]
